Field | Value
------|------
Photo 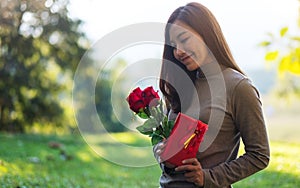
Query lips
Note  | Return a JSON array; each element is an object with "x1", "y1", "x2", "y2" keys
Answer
[
  {"x1": 180, "y1": 56, "x2": 189, "y2": 61},
  {"x1": 180, "y1": 54, "x2": 193, "y2": 63}
]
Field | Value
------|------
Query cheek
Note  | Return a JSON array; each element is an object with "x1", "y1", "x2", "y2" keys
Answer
[
  {"x1": 193, "y1": 46, "x2": 205, "y2": 60},
  {"x1": 199, "y1": 43, "x2": 209, "y2": 55}
]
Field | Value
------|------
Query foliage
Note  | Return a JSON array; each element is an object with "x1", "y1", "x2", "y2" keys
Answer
[
  {"x1": 73, "y1": 52, "x2": 129, "y2": 133},
  {"x1": 95, "y1": 62, "x2": 128, "y2": 132},
  {"x1": 0, "y1": 133, "x2": 299, "y2": 187},
  {"x1": 0, "y1": 0, "x2": 88, "y2": 132},
  {"x1": 259, "y1": 0, "x2": 300, "y2": 97}
]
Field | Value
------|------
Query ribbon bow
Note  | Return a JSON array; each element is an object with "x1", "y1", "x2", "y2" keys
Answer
[
  {"x1": 183, "y1": 128, "x2": 202, "y2": 153},
  {"x1": 183, "y1": 130, "x2": 199, "y2": 148}
]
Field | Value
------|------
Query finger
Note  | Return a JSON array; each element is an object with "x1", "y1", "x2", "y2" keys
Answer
[
  {"x1": 182, "y1": 158, "x2": 200, "y2": 166},
  {"x1": 157, "y1": 142, "x2": 166, "y2": 150},
  {"x1": 156, "y1": 149, "x2": 162, "y2": 155},
  {"x1": 157, "y1": 142, "x2": 164, "y2": 148},
  {"x1": 184, "y1": 171, "x2": 197, "y2": 178},
  {"x1": 158, "y1": 156, "x2": 162, "y2": 163},
  {"x1": 186, "y1": 177, "x2": 196, "y2": 183},
  {"x1": 175, "y1": 164, "x2": 196, "y2": 172}
]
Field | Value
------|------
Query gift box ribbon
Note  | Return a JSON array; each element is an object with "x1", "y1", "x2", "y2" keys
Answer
[{"x1": 183, "y1": 129, "x2": 201, "y2": 153}]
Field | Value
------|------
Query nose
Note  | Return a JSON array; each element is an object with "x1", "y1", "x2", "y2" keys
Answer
[{"x1": 175, "y1": 47, "x2": 185, "y2": 58}]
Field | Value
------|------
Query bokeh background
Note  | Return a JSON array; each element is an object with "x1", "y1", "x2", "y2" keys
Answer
[{"x1": 0, "y1": 0, "x2": 299, "y2": 187}]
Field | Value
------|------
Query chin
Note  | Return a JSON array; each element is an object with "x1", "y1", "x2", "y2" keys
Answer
[
  {"x1": 185, "y1": 61, "x2": 199, "y2": 71},
  {"x1": 186, "y1": 65, "x2": 198, "y2": 71}
]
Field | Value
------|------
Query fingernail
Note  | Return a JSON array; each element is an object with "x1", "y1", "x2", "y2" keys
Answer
[
  {"x1": 182, "y1": 160, "x2": 186, "y2": 164},
  {"x1": 175, "y1": 167, "x2": 178, "y2": 171}
]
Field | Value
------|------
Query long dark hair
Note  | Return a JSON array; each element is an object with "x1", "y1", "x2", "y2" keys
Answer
[{"x1": 159, "y1": 2, "x2": 244, "y2": 113}]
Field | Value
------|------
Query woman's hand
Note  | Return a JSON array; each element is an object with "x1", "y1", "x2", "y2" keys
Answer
[
  {"x1": 154, "y1": 140, "x2": 166, "y2": 158},
  {"x1": 153, "y1": 139, "x2": 176, "y2": 168},
  {"x1": 175, "y1": 158, "x2": 204, "y2": 187}
]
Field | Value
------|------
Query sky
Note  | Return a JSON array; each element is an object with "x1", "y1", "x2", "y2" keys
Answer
[{"x1": 67, "y1": 0, "x2": 299, "y2": 71}]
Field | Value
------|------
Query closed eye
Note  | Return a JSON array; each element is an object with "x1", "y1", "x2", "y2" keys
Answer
[{"x1": 181, "y1": 37, "x2": 190, "y2": 43}]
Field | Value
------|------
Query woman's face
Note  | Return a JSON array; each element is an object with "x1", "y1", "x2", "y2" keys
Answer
[{"x1": 169, "y1": 20, "x2": 212, "y2": 71}]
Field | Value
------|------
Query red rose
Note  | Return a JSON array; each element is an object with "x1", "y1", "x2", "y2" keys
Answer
[
  {"x1": 142, "y1": 86, "x2": 160, "y2": 107},
  {"x1": 126, "y1": 87, "x2": 145, "y2": 113}
]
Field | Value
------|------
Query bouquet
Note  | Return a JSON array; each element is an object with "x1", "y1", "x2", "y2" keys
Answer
[
  {"x1": 126, "y1": 86, "x2": 208, "y2": 166},
  {"x1": 126, "y1": 86, "x2": 174, "y2": 145}
]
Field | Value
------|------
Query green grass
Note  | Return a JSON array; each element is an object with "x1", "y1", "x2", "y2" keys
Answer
[
  {"x1": 233, "y1": 142, "x2": 300, "y2": 188},
  {"x1": 0, "y1": 133, "x2": 299, "y2": 187},
  {"x1": 0, "y1": 133, "x2": 161, "y2": 188}
]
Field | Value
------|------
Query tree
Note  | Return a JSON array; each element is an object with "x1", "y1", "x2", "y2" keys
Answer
[
  {"x1": 0, "y1": 0, "x2": 88, "y2": 132},
  {"x1": 95, "y1": 59, "x2": 129, "y2": 132},
  {"x1": 73, "y1": 56, "x2": 129, "y2": 133},
  {"x1": 260, "y1": 0, "x2": 300, "y2": 97}
]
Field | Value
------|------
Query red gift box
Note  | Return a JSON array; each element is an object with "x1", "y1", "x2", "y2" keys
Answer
[{"x1": 160, "y1": 112, "x2": 208, "y2": 166}]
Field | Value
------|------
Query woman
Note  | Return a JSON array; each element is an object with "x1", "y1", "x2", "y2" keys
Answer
[{"x1": 154, "y1": 2, "x2": 270, "y2": 188}]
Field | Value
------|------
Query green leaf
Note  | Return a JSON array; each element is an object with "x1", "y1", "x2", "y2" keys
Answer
[
  {"x1": 168, "y1": 120, "x2": 174, "y2": 128},
  {"x1": 165, "y1": 120, "x2": 175, "y2": 138},
  {"x1": 290, "y1": 36, "x2": 300, "y2": 41},
  {"x1": 136, "y1": 118, "x2": 158, "y2": 135},
  {"x1": 159, "y1": 100, "x2": 163, "y2": 114},
  {"x1": 137, "y1": 111, "x2": 149, "y2": 119},
  {"x1": 296, "y1": 48, "x2": 300, "y2": 55},
  {"x1": 136, "y1": 125, "x2": 153, "y2": 135},
  {"x1": 149, "y1": 106, "x2": 158, "y2": 118},
  {"x1": 162, "y1": 116, "x2": 168, "y2": 125},
  {"x1": 280, "y1": 27, "x2": 288, "y2": 37},
  {"x1": 143, "y1": 118, "x2": 158, "y2": 129},
  {"x1": 265, "y1": 51, "x2": 279, "y2": 61},
  {"x1": 151, "y1": 133, "x2": 164, "y2": 145},
  {"x1": 290, "y1": 61, "x2": 300, "y2": 75},
  {"x1": 278, "y1": 56, "x2": 290, "y2": 75},
  {"x1": 154, "y1": 126, "x2": 162, "y2": 135},
  {"x1": 258, "y1": 41, "x2": 271, "y2": 47}
]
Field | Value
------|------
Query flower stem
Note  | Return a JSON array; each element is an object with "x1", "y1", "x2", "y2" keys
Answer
[
  {"x1": 144, "y1": 107, "x2": 151, "y2": 117},
  {"x1": 157, "y1": 124, "x2": 166, "y2": 138}
]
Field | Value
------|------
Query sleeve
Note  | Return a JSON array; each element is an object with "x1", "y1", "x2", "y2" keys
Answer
[{"x1": 202, "y1": 78, "x2": 270, "y2": 188}]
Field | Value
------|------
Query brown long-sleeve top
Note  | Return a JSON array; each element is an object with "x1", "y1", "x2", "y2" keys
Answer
[{"x1": 155, "y1": 63, "x2": 270, "y2": 188}]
